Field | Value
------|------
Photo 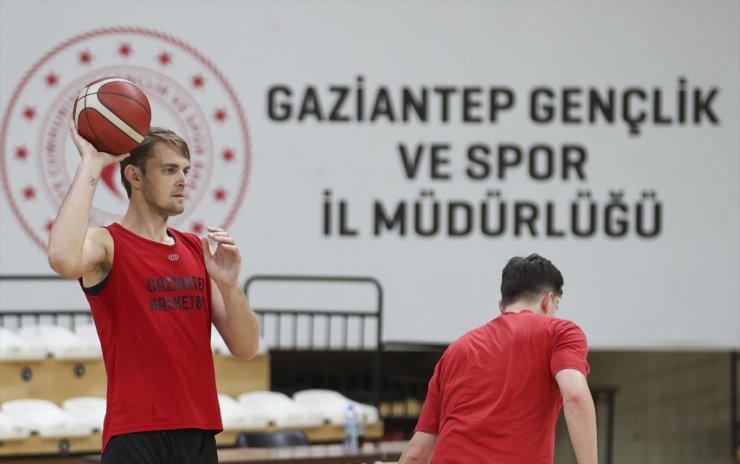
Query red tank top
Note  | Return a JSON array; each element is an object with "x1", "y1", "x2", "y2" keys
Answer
[{"x1": 83, "y1": 223, "x2": 222, "y2": 452}]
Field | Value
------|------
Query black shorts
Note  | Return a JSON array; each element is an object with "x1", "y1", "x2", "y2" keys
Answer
[{"x1": 102, "y1": 429, "x2": 218, "y2": 464}]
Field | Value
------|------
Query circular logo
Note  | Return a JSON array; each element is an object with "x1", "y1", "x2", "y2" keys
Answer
[{"x1": 1, "y1": 26, "x2": 252, "y2": 250}]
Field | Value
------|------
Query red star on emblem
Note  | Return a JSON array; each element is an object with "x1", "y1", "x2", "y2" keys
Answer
[
  {"x1": 192, "y1": 75, "x2": 205, "y2": 88},
  {"x1": 118, "y1": 43, "x2": 133, "y2": 57},
  {"x1": 22, "y1": 186, "x2": 36, "y2": 200},
  {"x1": 79, "y1": 50, "x2": 93, "y2": 64},
  {"x1": 45, "y1": 72, "x2": 60, "y2": 87},
  {"x1": 214, "y1": 188, "x2": 227, "y2": 201},
  {"x1": 191, "y1": 221, "x2": 205, "y2": 234},
  {"x1": 158, "y1": 51, "x2": 172, "y2": 66},
  {"x1": 214, "y1": 109, "x2": 228, "y2": 122},
  {"x1": 222, "y1": 149, "x2": 235, "y2": 162},
  {"x1": 15, "y1": 146, "x2": 29, "y2": 159},
  {"x1": 22, "y1": 106, "x2": 36, "y2": 120},
  {"x1": 45, "y1": 220, "x2": 54, "y2": 232}
]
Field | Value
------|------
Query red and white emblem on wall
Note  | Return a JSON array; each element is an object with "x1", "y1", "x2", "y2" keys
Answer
[{"x1": 0, "y1": 27, "x2": 252, "y2": 250}]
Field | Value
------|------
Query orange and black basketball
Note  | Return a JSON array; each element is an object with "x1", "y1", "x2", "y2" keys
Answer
[{"x1": 72, "y1": 77, "x2": 151, "y2": 155}]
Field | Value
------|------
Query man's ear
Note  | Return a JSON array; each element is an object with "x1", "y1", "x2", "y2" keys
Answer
[
  {"x1": 124, "y1": 164, "x2": 142, "y2": 191},
  {"x1": 498, "y1": 299, "x2": 505, "y2": 314},
  {"x1": 541, "y1": 291, "x2": 555, "y2": 315}
]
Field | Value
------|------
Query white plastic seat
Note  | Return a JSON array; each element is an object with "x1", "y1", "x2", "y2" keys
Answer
[
  {"x1": 292, "y1": 389, "x2": 379, "y2": 425},
  {"x1": 2, "y1": 399, "x2": 93, "y2": 438},
  {"x1": 0, "y1": 411, "x2": 32, "y2": 441},
  {"x1": 217, "y1": 394, "x2": 270, "y2": 431},
  {"x1": 62, "y1": 396, "x2": 106, "y2": 432},
  {"x1": 17, "y1": 324, "x2": 99, "y2": 359},
  {"x1": 0, "y1": 327, "x2": 47, "y2": 361},
  {"x1": 237, "y1": 391, "x2": 324, "y2": 428},
  {"x1": 72, "y1": 323, "x2": 103, "y2": 357}
]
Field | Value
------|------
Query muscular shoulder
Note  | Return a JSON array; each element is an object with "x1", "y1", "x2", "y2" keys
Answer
[
  {"x1": 167, "y1": 227, "x2": 197, "y2": 242},
  {"x1": 88, "y1": 226, "x2": 112, "y2": 244},
  {"x1": 446, "y1": 323, "x2": 488, "y2": 358},
  {"x1": 550, "y1": 318, "x2": 586, "y2": 339},
  {"x1": 169, "y1": 228, "x2": 204, "y2": 255},
  {"x1": 87, "y1": 227, "x2": 113, "y2": 260},
  {"x1": 549, "y1": 318, "x2": 590, "y2": 376},
  {"x1": 81, "y1": 227, "x2": 113, "y2": 285}
]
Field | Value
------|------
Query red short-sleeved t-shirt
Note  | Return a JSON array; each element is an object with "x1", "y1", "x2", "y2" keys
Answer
[{"x1": 415, "y1": 310, "x2": 589, "y2": 464}]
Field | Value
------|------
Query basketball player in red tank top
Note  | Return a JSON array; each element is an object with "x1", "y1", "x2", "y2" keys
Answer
[
  {"x1": 399, "y1": 254, "x2": 598, "y2": 464},
  {"x1": 48, "y1": 120, "x2": 260, "y2": 464}
]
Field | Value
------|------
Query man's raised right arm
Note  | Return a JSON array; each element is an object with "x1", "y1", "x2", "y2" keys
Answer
[{"x1": 47, "y1": 120, "x2": 127, "y2": 278}]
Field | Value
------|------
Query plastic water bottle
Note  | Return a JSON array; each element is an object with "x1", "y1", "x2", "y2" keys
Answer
[{"x1": 343, "y1": 403, "x2": 360, "y2": 452}]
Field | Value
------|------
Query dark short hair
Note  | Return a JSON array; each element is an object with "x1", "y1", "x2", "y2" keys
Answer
[
  {"x1": 119, "y1": 127, "x2": 190, "y2": 198},
  {"x1": 500, "y1": 254, "x2": 563, "y2": 306}
]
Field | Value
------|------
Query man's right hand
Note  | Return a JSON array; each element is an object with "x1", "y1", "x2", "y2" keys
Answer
[{"x1": 69, "y1": 118, "x2": 130, "y2": 166}]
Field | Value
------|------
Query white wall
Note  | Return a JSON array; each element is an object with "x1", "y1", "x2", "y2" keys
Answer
[{"x1": 1, "y1": 1, "x2": 738, "y2": 348}]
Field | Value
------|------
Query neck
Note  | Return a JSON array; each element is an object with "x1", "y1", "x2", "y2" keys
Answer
[
  {"x1": 120, "y1": 202, "x2": 172, "y2": 244},
  {"x1": 502, "y1": 302, "x2": 545, "y2": 315}
]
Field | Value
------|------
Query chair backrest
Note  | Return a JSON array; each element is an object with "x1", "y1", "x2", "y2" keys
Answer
[{"x1": 235, "y1": 429, "x2": 309, "y2": 448}]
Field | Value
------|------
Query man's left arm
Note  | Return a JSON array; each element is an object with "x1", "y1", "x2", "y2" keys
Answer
[
  {"x1": 202, "y1": 226, "x2": 259, "y2": 359},
  {"x1": 399, "y1": 431, "x2": 437, "y2": 464}
]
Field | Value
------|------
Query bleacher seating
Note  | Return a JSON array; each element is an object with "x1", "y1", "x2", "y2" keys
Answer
[
  {"x1": 62, "y1": 397, "x2": 106, "y2": 432},
  {"x1": 0, "y1": 321, "x2": 275, "y2": 458},
  {"x1": 0, "y1": 326, "x2": 46, "y2": 361},
  {"x1": 293, "y1": 389, "x2": 380, "y2": 426},
  {"x1": 1, "y1": 399, "x2": 93, "y2": 438},
  {"x1": 0, "y1": 274, "x2": 387, "y2": 460},
  {"x1": 217, "y1": 393, "x2": 271, "y2": 431},
  {"x1": 72, "y1": 324, "x2": 103, "y2": 355},
  {"x1": 237, "y1": 391, "x2": 324, "y2": 428},
  {"x1": 0, "y1": 411, "x2": 31, "y2": 441},
  {"x1": 16, "y1": 325, "x2": 101, "y2": 360}
]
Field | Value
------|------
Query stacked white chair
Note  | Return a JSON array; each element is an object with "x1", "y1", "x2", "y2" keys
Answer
[
  {"x1": 211, "y1": 330, "x2": 231, "y2": 355},
  {"x1": 2, "y1": 399, "x2": 93, "y2": 438},
  {"x1": 72, "y1": 323, "x2": 103, "y2": 358},
  {"x1": 292, "y1": 389, "x2": 379, "y2": 426},
  {"x1": 17, "y1": 324, "x2": 100, "y2": 360},
  {"x1": 0, "y1": 327, "x2": 46, "y2": 361},
  {"x1": 0, "y1": 411, "x2": 32, "y2": 441},
  {"x1": 217, "y1": 394, "x2": 270, "y2": 431},
  {"x1": 62, "y1": 397, "x2": 106, "y2": 432},
  {"x1": 237, "y1": 391, "x2": 324, "y2": 427}
]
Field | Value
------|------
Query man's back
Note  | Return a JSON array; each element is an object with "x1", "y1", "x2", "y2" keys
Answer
[{"x1": 415, "y1": 310, "x2": 589, "y2": 464}]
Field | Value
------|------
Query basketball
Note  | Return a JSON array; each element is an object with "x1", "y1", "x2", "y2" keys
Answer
[{"x1": 72, "y1": 77, "x2": 151, "y2": 155}]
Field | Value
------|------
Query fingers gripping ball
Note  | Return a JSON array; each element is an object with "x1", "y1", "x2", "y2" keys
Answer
[{"x1": 72, "y1": 77, "x2": 151, "y2": 155}]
